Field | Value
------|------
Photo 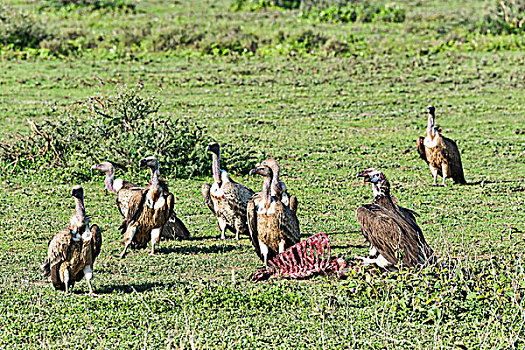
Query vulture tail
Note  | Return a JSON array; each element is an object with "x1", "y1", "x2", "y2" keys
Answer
[
  {"x1": 161, "y1": 213, "x2": 190, "y2": 240},
  {"x1": 416, "y1": 137, "x2": 427, "y2": 163},
  {"x1": 40, "y1": 259, "x2": 51, "y2": 278}
]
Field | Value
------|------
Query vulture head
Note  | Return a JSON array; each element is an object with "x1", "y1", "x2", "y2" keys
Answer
[
  {"x1": 139, "y1": 156, "x2": 158, "y2": 170},
  {"x1": 91, "y1": 162, "x2": 114, "y2": 176},
  {"x1": 206, "y1": 142, "x2": 220, "y2": 155},
  {"x1": 71, "y1": 185, "x2": 84, "y2": 199},
  {"x1": 427, "y1": 105, "x2": 435, "y2": 115},
  {"x1": 357, "y1": 168, "x2": 390, "y2": 198},
  {"x1": 249, "y1": 163, "x2": 273, "y2": 178},
  {"x1": 261, "y1": 158, "x2": 280, "y2": 176}
]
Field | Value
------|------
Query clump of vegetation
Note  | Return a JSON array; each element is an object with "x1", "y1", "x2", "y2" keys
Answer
[
  {"x1": 300, "y1": 1, "x2": 406, "y2": 23},
  {"x1": 0, "y1": 3, "x2": 52, "y2": 49},
  {"x1": 40, "y1": 0, "x2": 136, "y2": 13},
  {"x1": 0, "y1": 86, "x2": 264, "y2": 180},
  {"x1": 199, "y1": 27, "x2": 259, "y2": 56},
  {"x1": 477, "y1": 0, "x2": 525, "y2": 34}
]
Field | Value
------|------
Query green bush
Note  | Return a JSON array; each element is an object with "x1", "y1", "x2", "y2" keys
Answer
[
  {"x1": 0, "y1": 86, "x2": 264, "y2": 180},
  {"x1": 0, "y1": 3, "x2": 51, "y2": 49},
  {"x1": 476, "y1": 0, "x2": 525, "y2": 34},
  {"x1": 40, "y1": 0, "x2": 136, "y2": 12},
  {"x1": 301, "y1": 2, "x2": 405, "y2": 23}
]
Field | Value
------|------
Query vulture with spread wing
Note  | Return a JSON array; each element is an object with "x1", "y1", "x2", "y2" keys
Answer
[{"x1": 92, "y1": 162, "x2": 190, "y2": 240}]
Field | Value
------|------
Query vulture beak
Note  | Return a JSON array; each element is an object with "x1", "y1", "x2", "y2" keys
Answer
[
  {"x1": 205, "y1": 145, "x2": 211, "y2": 152},
  {"x1": 249, "y1": 168, "x2": 259, "y2": 176},
  {"x1": 91, "y1": 164, "x2": 100, "y2": 170},
  {"x1": 139, "y1": 159, "x2": 148, "y2": 168},
  {"x1": 357, "y1": 170, "x2": 371, "y2": 183},
  {"x1": 71, "y1": 186, "x2": 84, "y2": 199}
]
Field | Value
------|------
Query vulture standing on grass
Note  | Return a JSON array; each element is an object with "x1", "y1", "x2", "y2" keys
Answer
[
  {"x1": 202, "y1": 142, "x2": 254, "y2": 240},
  {"x1": 355, "y1": 168, "x2": 434, "y2": 269},
  {"x1": 91, "y1": 162, "x2": 190, "y2": 240},
  {"x1": 261, "y1": 158, "x2": 298, "y2": 215},
  {"x1": 118, "y1": 156, "x2": 174, "y2": 258},
  {"x1": 247, "y1": 163, "x2": 300, "y2": 267},
  {"x1": 41, "y1": 186, "x2": 102, "y2": 294},
  {"x1": 417, "y1": 105, "x2": 466, "y2": 186}
]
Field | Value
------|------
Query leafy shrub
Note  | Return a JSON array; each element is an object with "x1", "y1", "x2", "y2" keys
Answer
[
  {"x1": 199, "y1": 27, "x2": 259, "y2": 56},
  {"x1": 476, "y1": 0, "x2": 525, "y2": 34},
  {"x1": 40, "y1": 0, "x2": 136, "y2": 12},
  {"x1": 0, "y1": 3, "x2": 51, "y2": 49},
  {"x1": 0, "y1": 86, "x2": 264, "y2": 180},
  {"x1": 301, "y1": 2, "x2": 405, "y2": 23},
  {"x1": 231, "y1": 0, "x2": 301, "y2": 11}
]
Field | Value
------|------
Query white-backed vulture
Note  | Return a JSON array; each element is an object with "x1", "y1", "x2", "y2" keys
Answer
[
  {"x1": 202, "y1": 142, "x2": 254, "y2": 240},
  {"x1": 355, "y1": 168, "x2": 435, "y2": 269},
  {"x1": 92, "y1": 162, "x2": 190, "y2": 240},
  {"x1": 119, "y1": 156, "x2": 174, "y2": 258},
  {"x1": 41, "y1": 186, "x2": 102, "y2": 294},
  {"x1": 417, "y1": 105, "x2": 466, "y2": 186},
  {"x1": 247, "y1": 163, "x2": 300, "y2": 267},
  {"x1": 261, "y1": 158, "x2": 298, "y2": 215}
]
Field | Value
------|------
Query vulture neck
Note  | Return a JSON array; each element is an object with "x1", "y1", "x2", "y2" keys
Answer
[
  {"x1": 212, "y1": 152, "x2": 221, "y2": 185},
  {"x1": 427, "y1": 112, "x2": 437, "y2": 137},
  {"x1": 262, "y1": 174, "x2": 273, "y2": 204},
  {"x1": 372, "y1": 180, "x2": 394, "y2": 208},
  {"x1": 74, "y1": 196, "x2": 86, "y2": 225},
  {"x1": 271, "y1": 168, "x2": 281, "y2": 195},
  {"x1": 150, "y1": 165, "x2": 160, "y2": 191},
  {"x1": 104, "y1": 169, "x2": 115, "y2": 192}
]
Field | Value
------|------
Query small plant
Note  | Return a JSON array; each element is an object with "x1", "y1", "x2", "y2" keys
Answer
[
  {"x1": 40, "y1": 0, "x2": 136, "y2": 13},
  {"x1": 477, "y1": 0, "x2": 525, "y2": 34}
]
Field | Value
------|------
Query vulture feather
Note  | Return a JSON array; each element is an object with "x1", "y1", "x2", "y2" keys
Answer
[
  {"x1": 118, "y1": 157, "x2": 175, "y2": 258},
  {"x1": 417, "y1": 105, "x2": 466, "y2": 186},
  {"x1": 202, "y1": 142, "x2": 254, "y2": 240},
  {"x1": 92, "y1": 162, "x2": 190, "y2": 240},
  {"x1": 355, "y1": 168, "x2": 435, "y2": 269},
  {"x1": 40, "y1": 186, "x2": 102, "y2": 294},
  {"x1": 247, "y1": 163, "x2": 300, "y2": 267}
]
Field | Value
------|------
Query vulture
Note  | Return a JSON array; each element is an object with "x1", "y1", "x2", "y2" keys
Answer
[
  {"x1": 41, "y1": 186, "x2": 102, "y2": 294},
  {"x1": 355, "y1": 168, "x2": 435, "y2": 269},
  {"x1": 91, "y1": 162, "x2": 190, "y2": 240},
  {"x1": 417, "y1": 105, "x2": 466, "y2": 186},
  {"x1": 260, "y1": 158, "x2": 298, "y2": 215},
  {"x1": 247, "y1": 163, "x2": 300, "y2": 267},
  {"x1": 118, "y1": 156, "x2": 174, "y2": 258},
  {"x1": 202, "y1": 142, "x2": 254, "y2": 240}
]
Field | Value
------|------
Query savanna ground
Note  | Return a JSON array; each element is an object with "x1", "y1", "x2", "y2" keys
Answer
[{"x1": 0, "y1": 0, "x2": 524, "y2": 348}]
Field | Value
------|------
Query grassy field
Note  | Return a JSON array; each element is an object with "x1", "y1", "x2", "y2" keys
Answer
[{"x1": 0, "y1": 0, "x2": 524, "y2": 348}]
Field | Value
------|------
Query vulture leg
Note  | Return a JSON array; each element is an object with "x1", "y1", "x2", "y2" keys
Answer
[
  {"x1": 354, "y1": 255, "x2": 392, "y2": 268},
  {"x1": 150, "y1": 228, "x2": 161, "y2": 255},
  {"x1": 63, "y1": 269, "x2": 70, "y2": 293},
  {"x1": 83, "y1": 265, "x2": 96, "y2": 296},
  {"x1": 441, "y1": 163, "x2": 448, "y2": 186},
  {"x1": 218, "y1": 217, "x2": 227, "y2": 240},
  {"x1": 120, "y1": 226, "x2": 137, "y2": 258},
  {"x1": 279, "y1": 239, "x2": 285, "y2": 254},
  {"x1": 259, "y1": 239, "x2": 269, "y2": 268},
  {"x1": 430, "y1": 166, "x2": 439, "y2": 186}
]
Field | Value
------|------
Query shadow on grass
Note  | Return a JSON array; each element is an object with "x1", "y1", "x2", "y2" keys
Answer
[
  {"x1": 93, "y1": 280, "x2": 188, "y2": 295},
  {"x1": 157, "y1": 244, "x2": 239, "y2": 255}
]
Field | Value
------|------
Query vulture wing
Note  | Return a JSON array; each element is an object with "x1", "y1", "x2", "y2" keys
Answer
[
  {"x1": 275, "y1": 201, "x2": 301, "y2": 246},
  {"x1": 161, "y1": 213, "x2": 190, "y2": 240},
  {"x1": 246, "y1": 196, "x2": 263, "y2": 262},
  {"x1": 223, "y1": 182, "x2": 255, "y2": 212},
  {"x1": 416, "y1": 136, "x2": 427, "y2": 163},
  {"x1": 90, "y1": 224, "x2": 103, "y2": 261},
  {"x1": 116, "y1": 181, "x2": 142, "y2": 218},
  {"x1": 120, "y1": 190, "x2": 146, "y2": 235},
  {"x1": 442, "y1": 136, "x2": 466, "y2": 184},
  {"x1": 356, "y1": 204, "x2": 430, "y2": 267},
  {"x1": 201, "y1": 183, "x2": 216, "y2": 215},
  {"x1": 41, "y1": 228, "x2": 73, "y2": 287}
]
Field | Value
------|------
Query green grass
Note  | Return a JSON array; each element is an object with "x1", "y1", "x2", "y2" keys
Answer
[{"x1": 0, "y1": 0, "x2": 525, "y2": 348}]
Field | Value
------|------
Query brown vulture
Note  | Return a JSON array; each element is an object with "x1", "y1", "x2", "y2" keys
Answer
[
  {"x1": 118, "y1": 156, "x2": 174, "y2": 258},
  {"x1": 355, "y1": 168, "x2": 435, "y2": 269},
  {"x1": 247, "y1": 163, "x2": 300, "y2": 267},
  {"x1": 91, "y1": 162, "x2": 190, "y2": 240},
  {"x1": 202, "y1": 142, "x2": 254, "y2": 240},
  {"x1": 260, "y1": 158, "x2": 298, "y2": 215},
  {"x1": 416, "y1": 105, "x2": 466, "y2": 186},
  {"x1": 41, "y1": 186, "x2": 102, "y2": 294}
]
